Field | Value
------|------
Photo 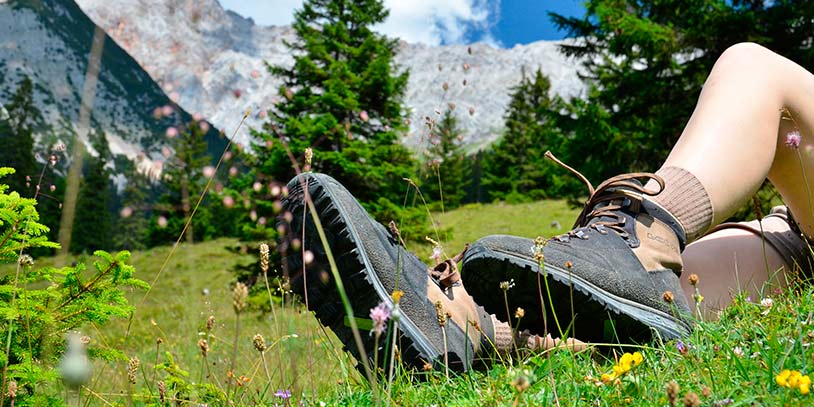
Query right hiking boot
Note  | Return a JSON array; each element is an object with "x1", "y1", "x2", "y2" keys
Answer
[
  {"x1": 281, "y1": 172, "x2": 523, "y2": 374},
  {"x1": 462, "y1": 159, "x2": 693, "y2": 343}
]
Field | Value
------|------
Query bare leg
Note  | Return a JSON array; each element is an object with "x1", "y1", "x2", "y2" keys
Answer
[
  {"x1": 680, "y1": 227, "x2": 791, "y2": 316},
  {"x1": 657, "y1": 42, "x2": 814, "y2": 237}
]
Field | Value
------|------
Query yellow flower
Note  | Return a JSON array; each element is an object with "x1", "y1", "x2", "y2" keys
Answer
[
  {"x1": 602, "y1": 352, "x2": 643, "y2": 384},
  {"x1": 777, "y1": 369, "x2": 792, "y2": 387},
  {"x1": 776, "y1": 369, "x2": 812, "y2": 395}
]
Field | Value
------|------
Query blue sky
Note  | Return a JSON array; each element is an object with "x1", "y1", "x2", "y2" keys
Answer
[{"x1": 218, "y1": 1, "x2": 586, "y2": 47}]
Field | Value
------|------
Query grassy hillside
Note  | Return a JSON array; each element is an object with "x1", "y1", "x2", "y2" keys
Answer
[{"x1": 7, "y1": 201, "x2": 814, "y2": 406}]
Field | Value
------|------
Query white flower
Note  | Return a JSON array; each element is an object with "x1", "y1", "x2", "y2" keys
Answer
[
  {"x1": 733, "y1": 346, "x2": 744, "y2": 358},
  {"x1": 761, "y1": 297, "x2": 774, "y2": 315}
]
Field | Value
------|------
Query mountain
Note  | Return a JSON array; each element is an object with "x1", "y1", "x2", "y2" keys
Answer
[
  {"x1": 74, "y1": 0, "x2": 586, "y2": 151},
  {"x1": 0, "y1": 0, "x2": 225, "y2": 176}
]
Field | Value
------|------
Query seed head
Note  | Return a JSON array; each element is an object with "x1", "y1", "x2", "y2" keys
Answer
[
  {"x1": 206, "y1": 315, "x2": 215, "y2": 331},
  {"x1": 434, "y1": 300, "x2": 447, "y2": 327},
  {"x1": 198, "y1": 339, "x2": 210, "y2": 357},
  {"x1": 233, "y1": 282, "x2": 249, "y2": 314},
  {"x1": 127, "y1": 357, "x2": 140, "y2": 384},
  {"x1": 688, "y1": 273, "x2": 699, "y2": 286},
  {"x1": 304, "y1": 147, "x2": 313, "y2": 170},
  {"x1": 157, "y1": 380, "x2": 166, "y2": 403},
  {"x1": 253, "y1": 334, "x2": 267, "y2": 352},
  {"x1": 259, "y1": 243, "x2": 269, "y2": 273},
  {"x1": 666, "y1": 380, "x2": 680, "y2": 406},
  {"x1": 18, "y1": 254, "x2": 34, "y2": 267},
  {"x1": 515, "y1": 307, "x2": 525, "y2": 319},
  {"x1": 6, "y1": 380, "x2": 17, "y2": 399},
  {"x1": 683, "y1": 391, "x2": 701, "y2": 407},
  {"x1": 663, "y1": 291, "x2": 675, "y2": 303}
]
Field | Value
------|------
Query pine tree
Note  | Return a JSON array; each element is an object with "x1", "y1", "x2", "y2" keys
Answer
[
  {"x1": 150, "y1": 121, "x2": 211, "y2": 245},
  {"x1": 422, "y1": 108, "x2": 469, "y2": 210},
  {"x1": 0, "y1": 76, "x2": 40, "y2": 197},
  {"x1": 115, "y1": 168, "x2": 150, "y2": 251},
  {"x1": 253, "y1": 0, "x2": 417, "y2": 220},
  {"x1": 71, "y1": 131, "x2": 113, "y2": 253},
  {"x1": 482, "y1": 69, "x2": 571, "y2": 201}
]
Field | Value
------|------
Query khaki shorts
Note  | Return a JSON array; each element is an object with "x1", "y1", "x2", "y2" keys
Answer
[{"x1": 707, "y1": 206, "x2": 814, "y2": 276}]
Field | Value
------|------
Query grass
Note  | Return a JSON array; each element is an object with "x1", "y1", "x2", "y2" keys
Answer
[{"x1": 7, "y1": 202, "x2": 814, "y2": 406}]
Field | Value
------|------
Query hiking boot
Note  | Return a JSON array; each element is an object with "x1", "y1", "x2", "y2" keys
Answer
[
  {"x1": 281, "y1": 172, "x2": 524, "y2": 374},
  {"x1": 462, "y1": 158, "x2": 693, "y2": 343}
]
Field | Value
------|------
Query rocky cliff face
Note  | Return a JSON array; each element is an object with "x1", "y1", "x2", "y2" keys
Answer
[
  {"x1": 0, "y1": 0, "x2": 224, "y2": 173},
  {"x1": 75, "y1": 0, "x2": 586, "y2": 151}
]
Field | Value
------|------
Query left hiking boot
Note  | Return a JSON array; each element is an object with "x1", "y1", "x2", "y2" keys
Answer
[
  {"x1": 281, "y1": 172, "x2": 536, "y2": 375},
  {"x1": 462, "y1": 156, "x2": 693, "y2": 343}
]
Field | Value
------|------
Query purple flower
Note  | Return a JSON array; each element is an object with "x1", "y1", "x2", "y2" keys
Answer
[
  {"x1": 369, "y1": 302, "x2": 391, "y2": 336},
  {"x1": 785, "y1": 130, "x2": 802, "y2": 148},
  {"x1": 676, "y1": 340, "x2": 690, "y2": 355},
  {"x1": 275, "y1": 389, "x2": 291, "y2": 399}
]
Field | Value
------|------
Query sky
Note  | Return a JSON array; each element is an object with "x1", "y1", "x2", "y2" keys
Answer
[{"x1": 218, "y1": 1, "x2": 586, "y2": 48}]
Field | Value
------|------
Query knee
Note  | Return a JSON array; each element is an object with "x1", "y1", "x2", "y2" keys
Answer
[{"x1": 716, "y1": 42, "x2": 774, "y2": 68}]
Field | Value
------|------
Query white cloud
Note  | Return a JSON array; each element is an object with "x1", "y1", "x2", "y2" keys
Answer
[{"x1": 218, "y1": 0, "x2": 501, "y2": 46}]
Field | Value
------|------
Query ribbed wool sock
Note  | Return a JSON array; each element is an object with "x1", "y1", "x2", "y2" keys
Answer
[
  {"x1": 490, "y1": 315, "x2": 515, "y2": 353},
  {"x1": 649, "y1": 166, "x2": 714, "y2": 243}
]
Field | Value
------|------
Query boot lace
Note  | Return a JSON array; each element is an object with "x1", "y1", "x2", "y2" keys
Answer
[
  {"x1": 545, "y1": 151, "x2": 665, "y2": 239},
  {"x1": 428, "y1": 244, "x2": 469, "y2": 288}
]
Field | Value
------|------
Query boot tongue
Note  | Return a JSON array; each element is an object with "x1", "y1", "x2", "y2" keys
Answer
[{"x1": 582, "y1": 180, "x2": 644, "y2": 229}]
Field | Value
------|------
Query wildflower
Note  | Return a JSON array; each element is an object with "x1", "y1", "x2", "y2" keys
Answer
[
  {"x1": 429, "y1": 245, "x2": 442, "y2": 263},
  {"x1": 601, "y1": 352, "x2": 643, "y2": 383},
  {"x1": 206, "y1": 315, "x2": 215, "y2": 331},
  {"x1": 391, "y1": 290, "x2": 404, "y2": 303},
  {"x1": 304, "y1": 147, "x2": 313, "y2": 169},
  {"x1": 370, "y1": 302, "x2": 391, "y2": 336},
  {"x1": 776, "y1": 369, "x2": 811, "y2": 395},
  {"x1": 676, "y1": 340, "x2": 689, "y2": 356},
  {"x1": 499, "y1": 279, "x2": 515, "y2": 292},
  {"x1": 732, "y1": 346, "x2": 744, "y2": 358},
  {"x1": 515, "y1": 307, "x2": 525, "y2": 319},
  {"x1": 157, "y1": 216, "x2": 168, "y2": 228},
  {"x1": 713, "y1": 399, "x2": 734, "y2": 406},
  {"x1": 165, "y1": 127, "x2": 178, "y2": 138},
  {"x1": 510, "y1": 368, "x2": 535, "y2": 393},
  {"x1": 359, "y1": 111, "x2": 369, "y2": 122},
  {"x1": 120, "y1": 206, "x2": 133, "y2": 218},
  {"x1": 785, "y1": 130, "x2": 802, "y2": 148},
  {"x1": 688, "y1": 273, "x2": 699, "y2": 286},
  {"x1": 275, "y1": 389, "x2": 292, "y2": 399},
  {"x1": 303, "y1": 250, "x2": 314, "y2": 265},
  {"x1": 761, "y1": 297, "x2": 774, "y2": 315},
  {"x1": 663, "y1": 291, "x2": 675, "y2": 303}
]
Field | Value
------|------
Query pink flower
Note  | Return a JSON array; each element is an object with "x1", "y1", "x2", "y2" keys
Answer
[
  {"x1": 202, "y1": 166, "x2": 216, "y2": 178},
  {"x1": 157, "y1": 216, "x2": 168, "y2": 228},
  {"x1": 359, "y1": 110, "x2": 369, "y2": 122},
  {"x1": 120, "y1": 207, "x2": 133, "y2": 218},
  {"x1": 369, "y1": 302, "x2": 391, "y2": 336},
  {"x1": 222, "y1": 196, "x2": 235, "y2": 208},
  {"x1": 252, "y1": 182, "x2": 262, "y2": 192},
  {"x1": 785, "y1": 130, "x2": 802, "y2": 148},
  {"x1": 165, "y1": 127, "x2": 178, "y2": 138}
]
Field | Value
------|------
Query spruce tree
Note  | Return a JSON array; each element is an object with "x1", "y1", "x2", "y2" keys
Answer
[
  {"x1": 71, "y1": 131, "x2": 113, "y2": 253},
  {"x1": 150, "y1": 121, "x2": 211, "y2": 245},
  {"x1": 0, "y1": 76, "x2": 39, "y2": 197},
  {"x1": 422, "y1": 108, "x2": 469, "y2": 210},
  {"x1": 548, "y1": 0, "x2": 814, "y2": 187},
  {"x1": 115, "y1": 168, "x2": 150, "y2": 251},
  {"x1": 482, "y1": 69, "x2": 570, "y2": 201},
  {"x1": 253, "y1": 0, "x2": 416, "y2": 220}
]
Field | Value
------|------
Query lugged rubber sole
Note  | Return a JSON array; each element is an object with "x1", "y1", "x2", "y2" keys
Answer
[
  {"x1": 282, "y1": 173, "x2": 472, "y2": 375},
  {"x1": 464, "y1": 242, "x2": 691, "y2": 343}
]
